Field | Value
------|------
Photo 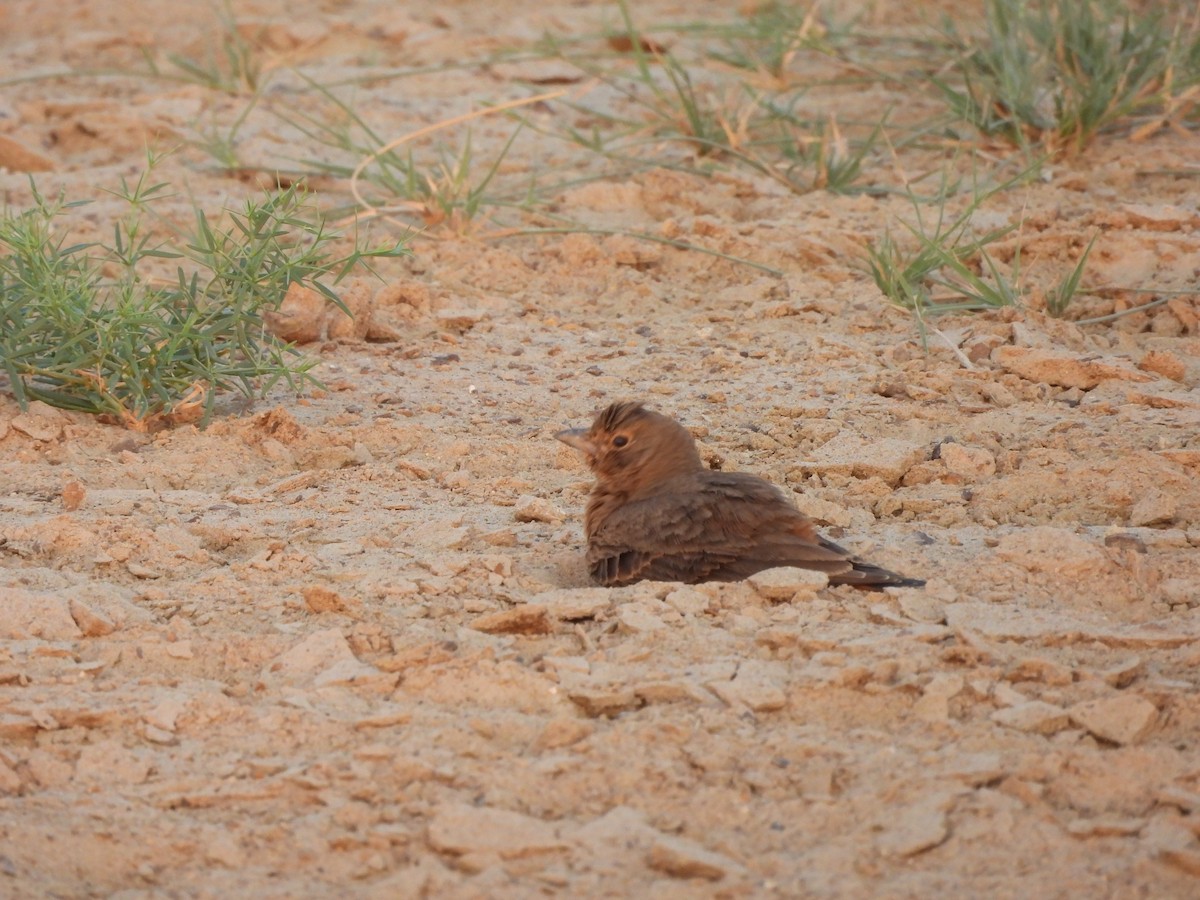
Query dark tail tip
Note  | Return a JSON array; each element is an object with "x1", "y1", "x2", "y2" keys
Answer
[{"x1": 838, "y1": 562, "x2": 925, "y2": 590}]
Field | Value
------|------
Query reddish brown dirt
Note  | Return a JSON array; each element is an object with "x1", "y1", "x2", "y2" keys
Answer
[{"x1": 1, "y1": 1, "x2": 1199, "y2": 897}]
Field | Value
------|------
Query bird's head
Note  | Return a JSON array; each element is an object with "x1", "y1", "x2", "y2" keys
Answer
[{"x1": 556, "y1": 401, "x2": 703, "y2": 496}]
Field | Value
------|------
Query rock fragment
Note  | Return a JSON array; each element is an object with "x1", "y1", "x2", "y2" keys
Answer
[
  {"x1": 11, "y1": 404, "x2": 64, "y2": 442},
  {"x1": 913, "y1": 673, "x2": 964, "y2": 724},
  {"x1": 746, "y1": 566, "x2": 829, "y2": 601},
  {"x1": 943, "y1": 752, "x2": 1006, "y2": 787},
  {"x1": 1128, "y1": 489, "x2": 1177, "y2": 527},
  {"x1": 1121, "y1": 203, "x2": 1200, "y2": 230},
  {"x1": 0, "y1": 134, "x2": 56, "y2": 171},
  {"x1": 993, "y1": 527, "x2": 1108, "y2": 579},
  {"x1": 532, "y1": 718, "x2": 594, "y2": 751},
  {"x1": 938, "y1": 442, "x2": 996, "y2": 481},
  {"x1": 427, "y1": 802, "x2": 565, "y2": 858},
  {"x1": 0, "y1": 589, "x2": 82, "y2": 640},
  {"x1": 0, "y1": 758, "x2": 21, "y2": 794},
  {"x1": 981, "y1": 381, "x2": 1017, "y2": 407},
  {"x1": 68, "y1": 598, "x2": 116, "y2": 637},
  {"x1": 263, "y1": 281, "x2": 371, "y2": 342},
  {"x1": 991, "y1": 701, "x2": 1070, "y2": 735},
  {"x1": 61, "y1": 481, "x2": 86, "y2": 511},
  {"x1": 664, "y1": 587, "x2": 711, "y2": 616},
  {"x1": 568, "y1": 686, "x2": 642, "y2": 718},
  {"x1": 1068, "y1": 694, "x2": 1158, "y2": 745},
  {"x1": 144, "y1": 695, "x2": 188, "y2": 735},
  {"x1": 302, "y1": 585, "x2": 359, "y2": 616},
  {"x1": 26, "y1": 750, "x2": 74, "y2": 788},
  {"x1": 792, "y1": 433, "x2": 925, "y2": 485},
  {"x1": 877, "y1": 794, "x2": 955, "y2": 857},
  {"x1": 528, "y1": 588, "x2": 611, "y2": 621},
  {"x1": 1142, "y1": 816, "x2": 1200, "y2": 876},
  {"x1": 707, "y1": 661, "x2": 788, "y2": 712},
  {"x1": 1005, "y1": 657, "x2": 1072, "y2": 686},
  {"x1": 1137, "y1": 349, "x2": 1187, "y2": 382},
  {"x1": 74, "y1": 739, "x2": 150, "y2": 785},
  {"x1": 1066, "y1": 816, "x2": 1145, "y2": 837},
  {"x1": 471, "y1": 605, "x2": 552, "y2": 635},
  {"x1": 647, "y1": 834, "x2": 742, "y2": 881},
  {"x1": 1156, "y1": 785, "x2": 1200, "y2": 813},
  {"x1": 265, "y1": 628, "x2": 387, "y2": 689},
  {"x1": 898, "y1": 592, "x2": 946, "y2": 624},
  {"x1": 992, "y1": 346, "x2": 1153, "y2": 389},
  {"x1": 513, "y1": 494, "x2": 564, "y2": 523},
  {"x1": 616, "y1": 602, "x2": 669, "y2": 634},
  {"x1": 435, "y1": 308, "x2": 485, "y2": 332},
  {"x1": 1098, "y1": 657, "x2": 1144, "y2": 688},
  {"x1": 312, "y1": 657, "x2": 396, "y2": 690}
]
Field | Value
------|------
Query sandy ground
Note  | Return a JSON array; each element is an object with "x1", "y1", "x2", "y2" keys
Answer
[{"x1": 2, "y1": 1, "x2": 1200, "y2": 896}]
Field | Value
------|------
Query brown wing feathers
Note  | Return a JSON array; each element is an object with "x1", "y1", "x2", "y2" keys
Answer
[{"x1": 557, "y1": 402, "x2": 924, "y2": 589}]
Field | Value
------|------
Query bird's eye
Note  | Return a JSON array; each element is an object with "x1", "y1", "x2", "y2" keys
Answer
[{"x1": 612, "y1": 435, "x2": 629, "y2": 448}]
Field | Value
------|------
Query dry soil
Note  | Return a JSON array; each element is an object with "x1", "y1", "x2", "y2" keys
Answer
[{"x1": 1, "y1": 1, "x2": 1199, "y2": 897}]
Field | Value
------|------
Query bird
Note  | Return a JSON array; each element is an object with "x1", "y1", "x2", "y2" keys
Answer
[{"x1": 555, "y1": 401, "x2": 925, "y2": 589}]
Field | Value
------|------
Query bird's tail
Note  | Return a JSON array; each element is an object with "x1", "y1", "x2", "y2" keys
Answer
[{"x1": 835, "y1": 561, "x2": 925, "y2": 590}]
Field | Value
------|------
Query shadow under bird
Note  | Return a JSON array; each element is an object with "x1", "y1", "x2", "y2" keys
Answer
[{"x1": 556, "y1": 401, "x2": 925, "y2": 589}]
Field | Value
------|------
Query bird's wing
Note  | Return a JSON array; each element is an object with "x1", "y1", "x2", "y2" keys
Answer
[
  {"x1": 674, "y1": 475, "x2": 922, "y2": 586},
  {"x1": 588, "y1": 546, "x2": 731, "y2": 587},
  {"x1": 586, "y1": 472, "x2": 854, "y2": 586}
]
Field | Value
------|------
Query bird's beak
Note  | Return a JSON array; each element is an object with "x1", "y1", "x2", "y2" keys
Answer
[{"x1": 556, "y1": 428, "x2": 597, "y2": 459}]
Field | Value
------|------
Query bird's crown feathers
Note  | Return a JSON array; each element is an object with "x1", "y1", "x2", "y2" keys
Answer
[{"x1": 595, "y1": 401, "x2": 647, "y2": 433}]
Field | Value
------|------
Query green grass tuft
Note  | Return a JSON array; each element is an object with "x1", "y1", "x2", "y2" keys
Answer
[
  {"x1": 935, "y1": 0, "x2": 1199, "y2": 153},
  {"x1": 0, "y1": 161, "x2": 408, "y2": 430}
]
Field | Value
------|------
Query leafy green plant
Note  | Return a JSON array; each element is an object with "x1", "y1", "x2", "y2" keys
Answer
[
  {"x1": 189, "y1": 92, "x2": 265, "y2": 173},
  {"x1": 272, "y1": 76, "x2": 533, "y2": 231},
  {"x1": 579, "y1": 0, "x2": 756, "y2": 158},
  {"x1": 281, "y1": 80, "x2": 420, "y2": 203},
  {"x1": 138, "y1": 1, "x2": 266, "y2": 94},
  {"x1": 866, "y1": 219, "x2": 1018, "y2": 319},
  {"x1": 763, "y1": 109, "x2": 886, "y2": 193},
  {"x1": 0, "y1": 164, "x2": 408, "y2": 430},
  {"x1": 865, "y1": 167, "x2": 1028, "y2": 327},
  {"x1": 415, "y1": 126, "x2": 526, "y2": 228},
  {"x1": 1044, "y1": 233, "x2": 1098, "y2": 317},
  {"x1": 708, "y1": 1, "x2": 849, "y2": 81},
  {"x1": 866, "y1": 165, "x2": 1102, "y2": 327},
  {"x1": 535, "y1": 0, "x2": 884, "y2": 196},
  {"x1": 935, "y1": 0, "x2": 1197, "y2": 152}
]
